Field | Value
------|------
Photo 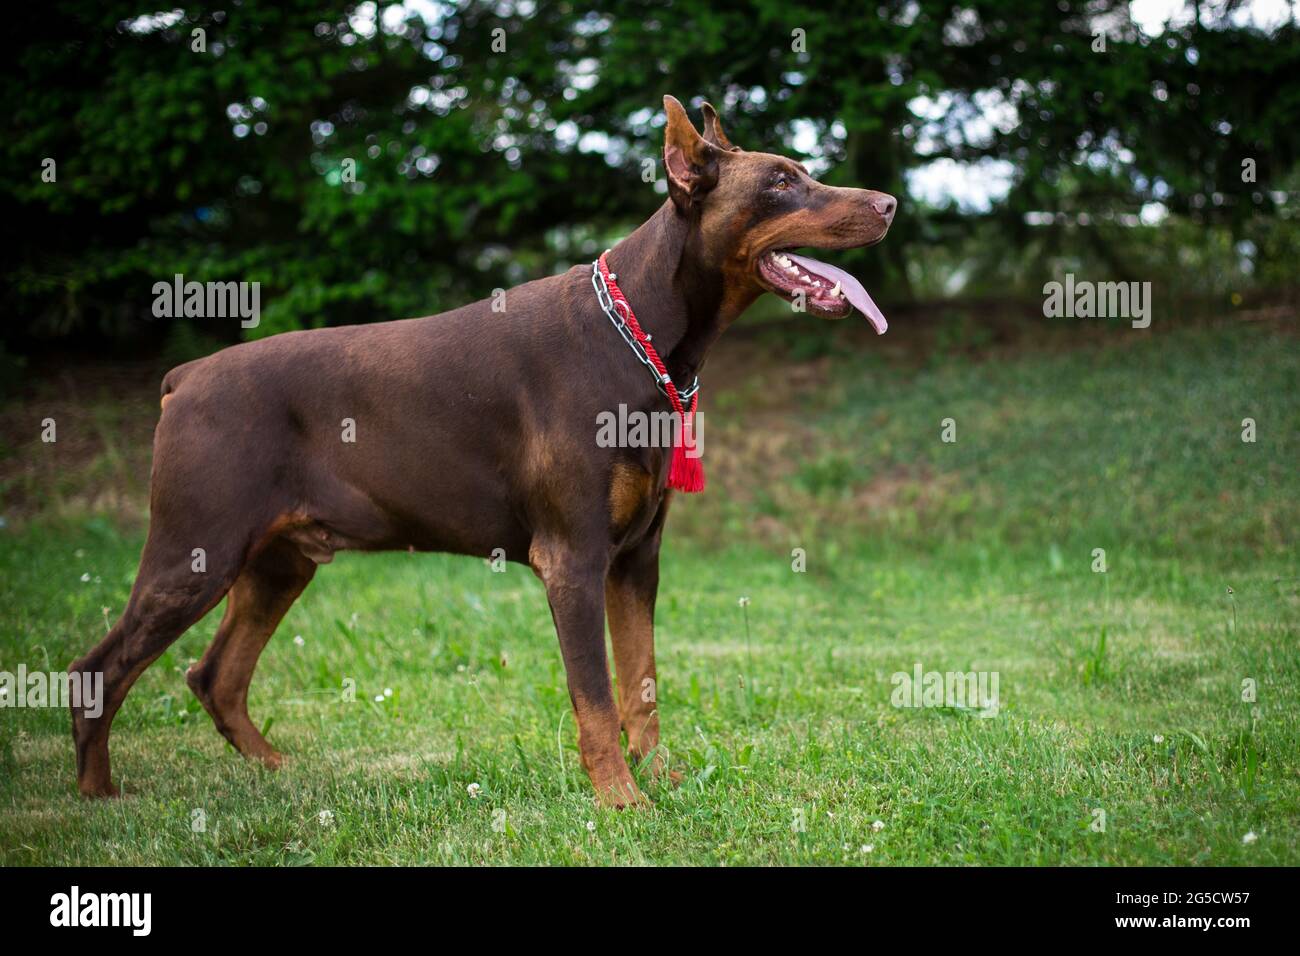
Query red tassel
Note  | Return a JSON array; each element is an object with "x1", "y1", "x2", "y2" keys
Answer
[
  {"x1": 668, "y1": 404, "x2": 705, "y2": 493},
  {"x1": 669, "y1": 444, "x2": 705, "y2": 492}
]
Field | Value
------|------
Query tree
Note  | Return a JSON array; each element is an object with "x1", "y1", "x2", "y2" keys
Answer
[{"x1": 4, "y1": 1, "x2": 1297, "y2": 351}]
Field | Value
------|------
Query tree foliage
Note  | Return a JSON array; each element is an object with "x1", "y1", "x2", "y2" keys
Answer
[{"x1": 4, "y1": 1, "x2": 1297, "y2": 350}]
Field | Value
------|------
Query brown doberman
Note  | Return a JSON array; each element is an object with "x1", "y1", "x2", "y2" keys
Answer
[{"x1": 69, "y1": 95, "x2": 895, "y2": 807}]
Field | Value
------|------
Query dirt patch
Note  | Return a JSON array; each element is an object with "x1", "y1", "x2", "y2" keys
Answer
[
  {"x1": 0, "y1": 359, "x2": 166, "y2": 526},
  {"x1": 851, "y1": 466, "x2": 956, "y2": 513}
]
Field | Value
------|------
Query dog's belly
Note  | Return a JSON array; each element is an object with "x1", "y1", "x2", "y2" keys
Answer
[
  {"x1": 272, "y1": 504, "x2": 531, "y2": 566},
  {"x1": 275, "y1": 437, "x2": 534, "y2": 565}
]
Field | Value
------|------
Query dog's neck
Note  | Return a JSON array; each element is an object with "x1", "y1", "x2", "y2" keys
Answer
[{"x1": 603, "y1": 201, "x2": 759, "y2": 387}]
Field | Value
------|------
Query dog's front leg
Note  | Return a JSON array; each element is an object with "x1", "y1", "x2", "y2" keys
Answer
[
  {"x1": 607, "y1": 528, "x2": 667, "y2": 780},
  {"x1": 533, "y1": 543, "x2": 644, "y2": 808}
]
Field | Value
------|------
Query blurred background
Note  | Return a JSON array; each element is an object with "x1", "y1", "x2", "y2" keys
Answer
[
  {"x1": 1, "y1": 0, "x2": 1297, "y2": 529},
  {"x1": 3, "y1": 0, "x2": 1298, "y2": 361}
]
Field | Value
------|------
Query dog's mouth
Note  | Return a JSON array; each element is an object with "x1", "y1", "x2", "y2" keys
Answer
[{"x1": 756, "y1": 250, "x2": 888, "y2": 334}]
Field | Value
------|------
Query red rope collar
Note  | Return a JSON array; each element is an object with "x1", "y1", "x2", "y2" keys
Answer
[{"x1": 597, "y1": 252, "x2": 704, "y2": 493}]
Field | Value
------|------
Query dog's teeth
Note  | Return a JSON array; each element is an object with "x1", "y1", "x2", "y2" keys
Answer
[{"x1": 830, "y1": 281, "x2": 841, "y2": 297}]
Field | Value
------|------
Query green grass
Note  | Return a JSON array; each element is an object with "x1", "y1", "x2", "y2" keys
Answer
[{"x1": 1, "y1": 319, "x2": 1297, "y2": 865}]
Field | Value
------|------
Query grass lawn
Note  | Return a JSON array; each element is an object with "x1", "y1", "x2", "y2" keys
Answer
[{"x1": 1, "y1": 315, "x2": 1296, "y2": 865}]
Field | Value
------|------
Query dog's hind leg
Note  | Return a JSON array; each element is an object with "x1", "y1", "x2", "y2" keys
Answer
[
  {"x1": 69, "y1": 529, "x2": 243, "y2": 798},
  {"x1": 185, "y1": 536, "x2": 316, "y2": 767}
]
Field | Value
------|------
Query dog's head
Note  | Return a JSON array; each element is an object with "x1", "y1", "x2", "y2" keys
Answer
[{"x1": 662, "y1": 95, "x2": 895, "y2": 331}]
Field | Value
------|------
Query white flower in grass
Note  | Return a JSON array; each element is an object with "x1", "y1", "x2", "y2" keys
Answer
[
  {"x1": 738, "y1": 596, "x2": 750, "y2": 608},
  {"x1": 1242, "y1": 831, "x2": 1258, "y2": 845},
  {"x1": 293, "y1": 634, "x2": 305, "y2": 647},
  {"x1": 871, "y1": 819, "x2": 885, "y2": 832},
  {"x1": 80, "y1": 572, "x2": 90, "y2": 583},
  {"x1": 467, "y1": 783, "x2": 482, "y2": 798},
  {"x1": 317, "y1": 810, "x2": 335, "y2": 827},
  {"x1": 373, "y1": 694, "x2": 384, "y2": 702},
  {"x1": 586, "y1": 820, "x2": 596, "y2": 833},
  {"x1": 861, "y1": 844, "x2": 874, "y2": 854},
  {"x1": 1153, "y1": 734, "x2": 1165, "y2": 744},
  {"x1": 383, "y1": 688, "x2": 393, "y2": 698}
]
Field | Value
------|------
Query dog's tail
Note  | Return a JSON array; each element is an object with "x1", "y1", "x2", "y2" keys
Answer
[{"x1": 159, "y1": 357, "x2": 206, "y2": 409}]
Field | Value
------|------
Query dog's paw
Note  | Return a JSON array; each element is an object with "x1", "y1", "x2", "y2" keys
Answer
[
  {"x1": 593, "y1": 778, "x2": 648, "y2": 810},
  {"x1": 78, "y1": 780, "x2": 121, "y2": 799}
]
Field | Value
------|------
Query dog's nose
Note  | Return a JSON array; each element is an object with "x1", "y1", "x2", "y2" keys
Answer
[{"x1": 871, "y1": 193, "x2": 897, "y2": 224}]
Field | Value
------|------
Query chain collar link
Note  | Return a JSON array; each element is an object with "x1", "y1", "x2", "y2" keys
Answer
[{"x1": 591, "y1": 258, "x2": 700, "y2": 403}]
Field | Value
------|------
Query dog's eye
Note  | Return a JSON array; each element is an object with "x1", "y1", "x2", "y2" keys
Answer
[{"x1": 771, "y1": 177, "x2": 790, "y2": 191}]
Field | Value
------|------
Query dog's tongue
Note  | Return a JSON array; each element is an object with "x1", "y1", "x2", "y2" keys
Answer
[{"x1": 786, "y1": 252, "x2": 888, "y2": 334}]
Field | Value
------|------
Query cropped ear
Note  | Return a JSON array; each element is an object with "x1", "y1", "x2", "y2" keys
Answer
[
  {"x1": 700, "y1": 102, "x2": 740, "y2": 152},
  {"x1": 663, "y1": 95, "x2": 719, "y2": 212}
]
